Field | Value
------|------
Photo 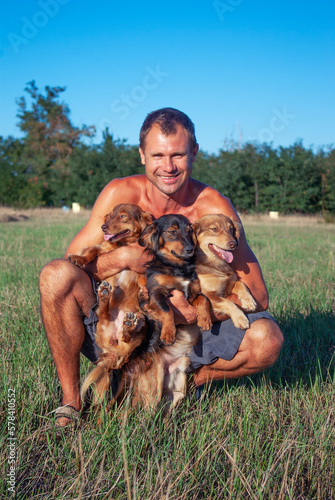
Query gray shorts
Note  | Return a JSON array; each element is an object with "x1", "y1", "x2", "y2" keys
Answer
[{"x1": 81, "y1": 277, "x2": 276, "y2": 371}]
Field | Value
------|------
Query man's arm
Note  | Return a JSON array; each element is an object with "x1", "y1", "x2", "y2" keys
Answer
[{"x1": 84, "y1": 243, "x2": 149, "y2": 281}]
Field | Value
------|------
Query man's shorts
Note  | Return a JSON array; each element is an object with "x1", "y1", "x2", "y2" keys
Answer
[{"x1": 81, "y1": 277, "x2": 276, "y2": 371}]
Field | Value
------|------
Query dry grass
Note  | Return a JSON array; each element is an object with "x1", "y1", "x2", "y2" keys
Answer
[
  {"x1": 0, "y1": 205, "x2": 328, "y2": 226},
  {"x1": 0, "y1": 206, "x2": 91, "y2": 224}
]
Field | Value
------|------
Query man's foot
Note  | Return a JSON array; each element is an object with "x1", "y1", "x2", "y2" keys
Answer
[{"x1": 54, "y1": 405, "x2": 81, "y2": 428}]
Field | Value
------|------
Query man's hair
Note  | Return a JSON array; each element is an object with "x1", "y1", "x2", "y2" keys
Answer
[{"x1": 139, "y1": 108, "x2": 197, "y2": 150}]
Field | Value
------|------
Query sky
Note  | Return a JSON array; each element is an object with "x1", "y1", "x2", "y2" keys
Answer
[{"x1": 0, "y1": 0, "x2": 334, "y2": 155}]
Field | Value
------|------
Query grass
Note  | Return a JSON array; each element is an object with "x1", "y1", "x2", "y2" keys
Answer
[{"x1": 1, "y1": 209, "x2": 334, "y2": 499}]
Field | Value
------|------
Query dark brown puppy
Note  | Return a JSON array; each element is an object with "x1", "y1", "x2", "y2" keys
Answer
[
  {"x1": 138, "y1": 214, "x2": 211, "y2": 345},
  {"x1": 192, "y1": 214, "x2": 256, "y2": 330},
  {"x1": 67, "y1": 203, "x2": 153, "y2": 267}
]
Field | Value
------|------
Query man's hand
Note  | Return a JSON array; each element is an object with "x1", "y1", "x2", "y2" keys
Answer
[
  {"x1": 167, "y1": 290, "x2": 198, "y2": 325},
  {"x1": 168, "y1": 291, "x2": 231, "y2": 325}
]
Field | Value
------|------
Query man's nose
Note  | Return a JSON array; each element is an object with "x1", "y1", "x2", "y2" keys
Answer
[{"x1": 162, "y1": 156, "x2": 175, "y2": 171}]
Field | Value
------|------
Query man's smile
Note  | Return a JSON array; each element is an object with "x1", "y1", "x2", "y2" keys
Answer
[{"x1": 158, "y1": 173, "x2": 181, "y2": 182}]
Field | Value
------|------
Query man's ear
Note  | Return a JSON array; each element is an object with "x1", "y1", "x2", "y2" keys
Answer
[
  {"x1": 138, "y1": 222, "x2": 159, "y2": 251},
  {"x1": 191, "y1": 143, "x2": 199, "y2": 163},
  {"x1": 139, "y1": 146, "x2": 145, "y2": 165}
]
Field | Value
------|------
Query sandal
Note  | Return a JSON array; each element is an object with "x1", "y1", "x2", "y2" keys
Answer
[{"x1": 54, "y1": 405, "x2": 81, "y2": 428}]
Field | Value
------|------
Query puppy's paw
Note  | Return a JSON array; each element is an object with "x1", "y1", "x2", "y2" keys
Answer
[
  {"x1": 197, "y1": 315, "x2": 212, "y2": 332},
  {"x1": 160, "y1": 326, "x2": 176, "y2": 346},
  {"x1": 231, "y1": 310, "x2": 250, "y2": 330},
  {"x1": 240, "y1": 295, "x2": 257, "y2": 312},
  {"x1": 98, "y1": 281, "x2": 112, "y2": 300},
  {"x1": 67, "y1": 254, "x2": 88, "y2": 267},
  {"x1": 122, "y1": 312, "x2": 146, "y2": 341}
]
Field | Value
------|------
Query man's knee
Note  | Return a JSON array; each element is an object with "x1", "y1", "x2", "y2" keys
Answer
[
  {"x1": 248, "y1": 318, "x2": 284, "y2": 369},
  {"x1": 39, "y1": 258, "x2": 76, "y2": 298}
]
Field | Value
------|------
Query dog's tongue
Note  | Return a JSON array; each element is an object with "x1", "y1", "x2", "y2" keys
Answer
[
  {"x1": 103, "y1": 234, "x2": 115, "y2": 241},
  {"x1": 211, "y1": 244, "x2": 234, "y2": 263}
]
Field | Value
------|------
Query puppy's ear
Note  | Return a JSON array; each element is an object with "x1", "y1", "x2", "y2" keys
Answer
[
  {"x1": 138, "y1": 221, "x2": 159, "y2": 251},
  {"x1": 191, "y1": 220, "x2": 201, "y2": 238},
  {"x1": 139, "y1": 211, "x2": 154, "y2": 231},
  {"x1": 190, "y1": 226, "x2": 197, "y2": 245},
  {"x1": 103, "y1": 212, "x2": 112, "y2": 224},
  {"x1": 231, "y1": 219, "x2": 243, "y2": 243}
]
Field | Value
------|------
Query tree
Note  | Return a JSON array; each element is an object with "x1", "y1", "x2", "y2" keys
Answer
[{"x1": 16, "y1": 81, "x2": 95, "y2": 206}]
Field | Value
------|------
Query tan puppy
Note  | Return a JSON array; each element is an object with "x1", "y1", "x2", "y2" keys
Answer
[{"x1": 192, "y1": 214, "x2": 257, "y2": 330}]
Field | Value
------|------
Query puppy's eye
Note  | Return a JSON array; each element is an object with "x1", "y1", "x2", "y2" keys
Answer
[
  {"x1": 210, "y1": 227, "x2": 218, "y2": 232},
  {"x1": 167, "y1": 229, "x2": 176, "y2": 236},
  {"x1": 119, "y1": 214, "x2": 127, "y2": 219}
]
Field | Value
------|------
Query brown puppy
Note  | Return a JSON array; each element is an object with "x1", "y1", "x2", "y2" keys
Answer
[
  {"x1": 192, "y1": 214, "x2": 257, "y2": 330},
  {"x1": 138, "y1": 214, "x2": 211, "y2": 346},
  {"x1": 67, "y1": 203, "x2": 153, "y2": 267},
  {"x1": 81, "y1": 271, "x2": 148, "y2": 406},
  {"x1": 69, "y1": 204, "x2": 153, "y2": 406},
  {"x1": 113, "y1": 323, "x2": 202, "y2": 416}
]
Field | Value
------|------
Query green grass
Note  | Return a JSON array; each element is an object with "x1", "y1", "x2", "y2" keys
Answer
[{"x1": 1, "y1": 212, "x2": 334, "y2": 499}]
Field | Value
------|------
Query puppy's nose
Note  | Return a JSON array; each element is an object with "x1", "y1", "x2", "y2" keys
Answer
[
  {"x1": 101, "y1": 224, "x2": 107, "y2": 232},
  {"x1": 228, "y1": 240, "x2": 237, "y2": 250}
]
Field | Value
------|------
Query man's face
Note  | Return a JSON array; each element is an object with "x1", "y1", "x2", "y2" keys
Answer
[{"x1": 139, "y1": 124, "x2": 199, "y2": 196}]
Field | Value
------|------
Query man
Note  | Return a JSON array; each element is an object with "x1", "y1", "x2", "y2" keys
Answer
[{"x1": 39, "y1": 108, "x2": 283, "y2": 427}]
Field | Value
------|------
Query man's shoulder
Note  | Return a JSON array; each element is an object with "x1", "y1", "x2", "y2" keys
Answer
[
  {"x1": 103, "y1": 175, "x2": 146, "y2": 202},
  {"x1": 108, "y1": 174, "x2": 146, "y2": 188},
  {"x1": 190, "y1": 179, "x2": 237, "y2": 219}
]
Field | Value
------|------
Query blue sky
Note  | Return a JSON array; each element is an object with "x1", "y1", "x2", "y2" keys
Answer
[{"x1": 1, "y1": 0, "x2": 334, "y2": 154}]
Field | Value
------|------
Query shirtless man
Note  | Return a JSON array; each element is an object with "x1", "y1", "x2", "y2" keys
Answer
[{"x1": 39, "y1": 108, "x2": 283, "y2": 426}]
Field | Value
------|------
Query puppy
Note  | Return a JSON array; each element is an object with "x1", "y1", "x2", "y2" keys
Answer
[
  {"x1": 81, "y1": 272, "x2": 148, "y2": 406},
  {"x1": 113, "y1": 323, "x2": 202, "y2": 415},
  {"x1": 192, "y1": 214, "x2": 257, "y2": 330},
  {"x1": 138, "y1": 214, "x2": 211, "y2": 346},
  {"x1": 67, "y1": 203, "x2": 153, "y2": 267},
  {"x1": 71, "y1": 204, "x2": 153, "y2": 406}
]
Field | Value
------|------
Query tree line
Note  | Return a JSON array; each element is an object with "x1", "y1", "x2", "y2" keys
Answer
[{"x1": 1, "y1": 82, "x2": 334, "y2": 214}]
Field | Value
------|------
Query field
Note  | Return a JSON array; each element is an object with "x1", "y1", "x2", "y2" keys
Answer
[{"x1": 1, "y1": 208, "x2": 334, "y2": 499}]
